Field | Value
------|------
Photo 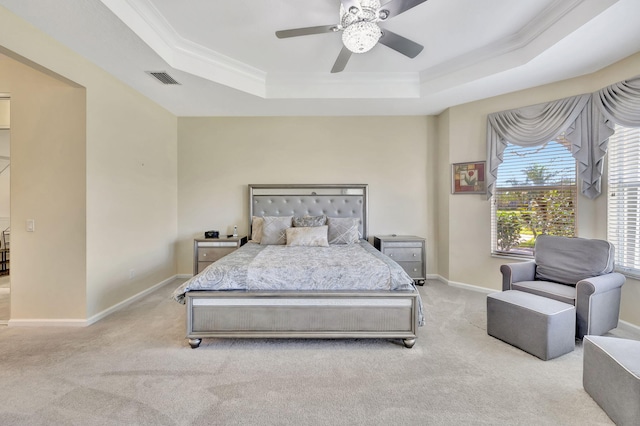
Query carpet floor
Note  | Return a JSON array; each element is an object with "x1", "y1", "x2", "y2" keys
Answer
[{"x1": 0, "y1": 279, "x2": 637, "y2": 425}]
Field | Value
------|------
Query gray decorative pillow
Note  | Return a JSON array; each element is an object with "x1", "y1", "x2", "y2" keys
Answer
[
  {"x1": 327, "y1": 217, "x2": 360, "y2": 245},
  {"x1": 286, "y1": 226, "x2": 329, "y2": 247},
  {"x1": 260, "y1": 216, "x2": 292, "y2": 245},
  {"x1": 251, "y1": 216, "x2": 264, "y2": 243},
  {"x1": 293, "y1": 215, "x2": 327, "y2": 227}
]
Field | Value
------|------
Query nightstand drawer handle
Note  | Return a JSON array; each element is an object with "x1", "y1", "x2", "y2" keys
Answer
[
  {"x1": 389, "y1": 254, "x2": 393, "y2": 257},
  {"x1": 203, "y1": 253, "x2": 207, "y2": 257},
  {"x1": 413, "y1": 253, "x2": 417, "y2": 257},
  {"x1": 413, "y1": 268, "x2": 418, "y2": 272}
]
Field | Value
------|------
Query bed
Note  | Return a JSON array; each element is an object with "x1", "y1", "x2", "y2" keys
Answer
[{"x1": 173, "y1": 184, "x2": 423, "y2": 349}]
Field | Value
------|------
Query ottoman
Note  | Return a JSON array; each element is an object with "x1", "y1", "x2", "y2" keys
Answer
[
  {"x1": 487, "y1": 290, "x2": 575, "y2": 360},
  {"x1": 583, "y1": 336, "x2": 640, "y2": 425}
]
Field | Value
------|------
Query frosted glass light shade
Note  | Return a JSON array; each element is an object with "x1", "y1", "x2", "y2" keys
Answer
[{"x1": 342, "y1": 21, "x2": 382, "y2": 53}]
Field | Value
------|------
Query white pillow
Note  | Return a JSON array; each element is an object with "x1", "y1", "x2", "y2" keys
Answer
[
  {"x1": 286, "y1": 226, "x2": 329, "y2": 247},
  {"x1": 260, "y1": 216, "x2": 292, "y2": 245}
]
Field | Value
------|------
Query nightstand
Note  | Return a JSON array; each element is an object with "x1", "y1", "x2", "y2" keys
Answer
[
  {"x1": 374, "y1": 235, "x2": 426, "y2": 285},
  {"x1": 193, "y1": 236, "x2": 247, "y2": 275}
]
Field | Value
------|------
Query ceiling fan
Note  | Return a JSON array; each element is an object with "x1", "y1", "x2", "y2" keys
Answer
[{"x1": 275, "y1": 0, "x2": 427, "y2": 73}]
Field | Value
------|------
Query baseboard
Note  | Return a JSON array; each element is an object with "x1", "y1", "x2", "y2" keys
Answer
[
  {"x1": 433, "y1": 274, "x2": 496, "y2": 294},
  {"x1": 618, "y1": 319, "x2": 640, "y2": 335},
  {"x1": 8, "y1": 318, "x2": 87, "y2": 327},
  {"x1": 176, "y1": 273, "x2": 192, "y2": 279},
  {"x1": 8, "y1": 274, "x2": 180, "y2": 328},
  {"x1": 85, "y1": 275, "x2": 179, "y2": 326},
  {"x1": 448, "y1": 280, "x2": 495, "y2": 294}
]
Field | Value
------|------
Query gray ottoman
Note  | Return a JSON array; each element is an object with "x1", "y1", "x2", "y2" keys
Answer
[
  {"x1": 584, "y1": 336, "x2": 640, "y2": 425},
  {"x1": 487, "y1": 290, "x2": 575, "y2": 360}
]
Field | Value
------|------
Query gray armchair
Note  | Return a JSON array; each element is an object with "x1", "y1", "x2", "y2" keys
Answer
[{"x1": 500, "y1": 235, "x2": 625, "y2": 339}]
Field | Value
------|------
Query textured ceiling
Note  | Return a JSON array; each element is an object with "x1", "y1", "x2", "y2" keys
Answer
[{"x1": 1, "y1": 0, "x2": 639, "y2": 116}]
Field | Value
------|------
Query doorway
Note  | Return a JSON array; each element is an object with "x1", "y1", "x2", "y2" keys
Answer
[{"x1": 0, "y1": 96, "x2": 10, "y2": 323}]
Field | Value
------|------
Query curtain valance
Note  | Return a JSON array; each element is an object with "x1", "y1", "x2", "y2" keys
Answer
[
  {"x1": 486, "y1": 94, "x2": 590, "y2": 199},
  {"x1": 486, "y1": 75, "x2": 640, "y2": 200},
  {"x1": 593, "y1": 76, "x2": 640, "y2": 135}
]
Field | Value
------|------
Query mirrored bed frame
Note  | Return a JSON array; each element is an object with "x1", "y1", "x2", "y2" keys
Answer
[{"x1": 184, "y1": 184, "x2": 420, "y2": 349}]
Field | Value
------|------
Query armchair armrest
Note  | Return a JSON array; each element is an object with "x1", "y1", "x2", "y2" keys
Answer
[
  {"x1": 576, "y1": 272, "x2": 626, "y2": 296},
  {"x1": 576, "y1": 272, "x2": 625, "y2": 338},
  {"x1": 500, "y1": 261, "x2": 536, "y2": 291}
]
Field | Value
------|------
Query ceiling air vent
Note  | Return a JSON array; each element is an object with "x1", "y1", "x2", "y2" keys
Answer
[{"x1": 146, "y1": 71, "x2": 181, "y2": 85}]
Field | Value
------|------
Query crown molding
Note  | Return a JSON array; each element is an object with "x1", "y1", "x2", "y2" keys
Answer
[
  {"x1": 266, "y1": 72, "x2": 420, "y2": 99},
  {"x1": 419, "y1": 0, "x2": 618, "y2": 95},
  {"x1": 99, "y1": 0, "x2": 618, "y2": 101},
  {"x1": 99, "y1": 0, "x2": 267, "y2": 97}
]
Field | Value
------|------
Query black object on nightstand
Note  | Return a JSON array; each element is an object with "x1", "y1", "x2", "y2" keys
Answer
[{"x1": 374, "y1": 235, "x2": 426, "y2": 286}]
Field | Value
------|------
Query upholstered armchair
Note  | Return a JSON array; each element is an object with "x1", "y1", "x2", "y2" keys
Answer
[{"x1": 500, "y1": 235, "x2": 625, "y2": 339}]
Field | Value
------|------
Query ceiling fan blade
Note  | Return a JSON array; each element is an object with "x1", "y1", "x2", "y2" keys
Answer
[
  {"x1": 276, "y1": 25, "x2": 337, "y2": 39},
  {"x1": 331, "y1": 47, "x2": 353, "y2": 73},
  {"x1": 379, "y1": 29, "x2": 423, "y2": 58},
  {"x1": 378, "y1": 0, "x2": 428, "y2": 20}
]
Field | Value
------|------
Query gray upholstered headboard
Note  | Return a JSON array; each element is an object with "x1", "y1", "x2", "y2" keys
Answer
[{"x1": 249, "y1": 184, "x2": 369, "y2": 239}]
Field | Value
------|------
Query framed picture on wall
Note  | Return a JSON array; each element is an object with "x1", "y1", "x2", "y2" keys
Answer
[{"x1": 452, "y1": 161, "x2": 486, "y2": 194}]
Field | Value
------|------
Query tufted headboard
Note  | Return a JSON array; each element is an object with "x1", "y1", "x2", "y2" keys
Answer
[{"x1": 249, "y1": 184, "x2": 369, "y2": 239}]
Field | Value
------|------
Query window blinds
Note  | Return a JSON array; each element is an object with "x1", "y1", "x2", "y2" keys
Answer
[
  {"x1": 492, "y1": 140, "x2": 577, "y2": 256},
  {"x1": 607, "y1": 124, "x2": 640, "y2": 276}
]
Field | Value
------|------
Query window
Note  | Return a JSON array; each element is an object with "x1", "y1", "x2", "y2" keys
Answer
[
  {"x1": 607, "y1": 124, "x2": 640, "y2": 276},
  {"x1": 491, "y1": 138, "x2": 577, "y2": 256}
]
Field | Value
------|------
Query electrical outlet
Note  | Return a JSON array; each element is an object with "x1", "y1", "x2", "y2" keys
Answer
[
  {"x1": 129, "y1": 269, "x2": 136, "y2": 279},
  {"x1": 26, "y1": 219, "x2": 35, "y2": 232}
]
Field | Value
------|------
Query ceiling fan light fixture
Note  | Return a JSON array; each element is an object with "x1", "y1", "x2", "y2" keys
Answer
[
  {"x1": 276, "y1": 0, "x2": 425, "y2": 72},
  {"x1": 340, "y1": 0, "x2": 380, "y2": 27},
  {"x1": 342, "y1": 21, "x2": 382, "y2": 53}
]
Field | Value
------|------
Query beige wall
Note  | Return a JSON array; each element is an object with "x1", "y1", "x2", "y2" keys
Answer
[
  {"x1": 0, "y1": 55, "x2": 87, "y2": 319},
  {"x1": 440, "y1": 52, "x2": 640, "y2": 327},
  {"x1": 424, "y1": 115, "x2": 438, "y2": 278},
  {"x1": 0, "y1": 6, "x2": 178, "y2": 321},
  {"x1": 177, "y1": 116, "x2": 434, "y2": 275},
  {"x1": 85, "y1": 74, "x2": 178, "y2": 318},
  {"x1": 436, "y1": 110, "x2": 450, "y2": 278}
]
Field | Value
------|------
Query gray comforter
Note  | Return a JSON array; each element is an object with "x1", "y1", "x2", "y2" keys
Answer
[{"x1": 172, "y1": 241, "x2": 423, "y2": 325}]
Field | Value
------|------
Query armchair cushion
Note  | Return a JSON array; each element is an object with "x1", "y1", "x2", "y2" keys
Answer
[
  {"x1": 534, "y1": 235, "x2": 614, "y2": 285},
  {"x1": 512, "y1": 280, "x2": 576, "y2": 305}
]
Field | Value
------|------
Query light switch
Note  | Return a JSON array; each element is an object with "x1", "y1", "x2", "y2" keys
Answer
[{"x1": 26, "y1": 219, "x2": 35, "y2": 232}]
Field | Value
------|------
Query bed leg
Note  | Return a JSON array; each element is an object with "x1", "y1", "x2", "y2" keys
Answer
[
  {"x1": 188, "y1": 338, "x2": 202, "y2": 349},
  {"x1": 403, "y1": 338, "x2": 416, "y2": 349}
]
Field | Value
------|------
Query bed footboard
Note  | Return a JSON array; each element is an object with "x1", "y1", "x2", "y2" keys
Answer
[{"x1": 185, "y1": 290, "x2": 419, "y2": 348}]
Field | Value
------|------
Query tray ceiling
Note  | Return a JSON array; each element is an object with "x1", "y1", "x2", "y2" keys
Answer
[{"x1": 1, "y1": 0, "x2": 639, "y2": 116}]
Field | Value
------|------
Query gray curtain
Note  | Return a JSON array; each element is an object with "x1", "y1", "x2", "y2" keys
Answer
[
  {"x1": 486, "y1": 94, "x2": 591, "y2": 199},
  {"x1": 486, "y1": 75, "x2": 640, "y2": 200},
  {"x1": 594, "y1": 75, "x2": 640, "y2": 126},
  {"x1": 585, "y1": 76, "x2": 640, "y2": 198}
]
